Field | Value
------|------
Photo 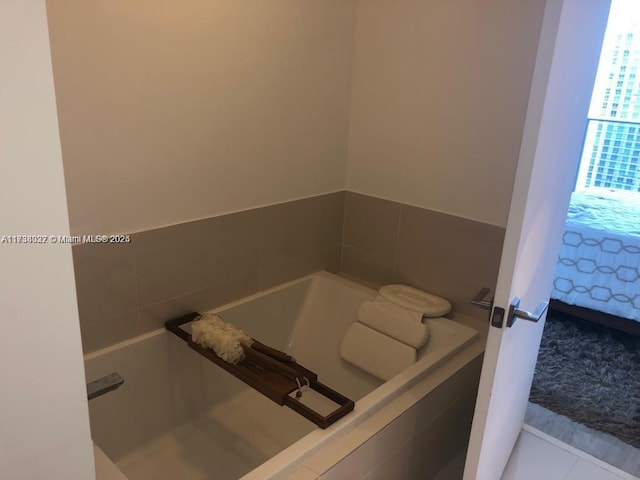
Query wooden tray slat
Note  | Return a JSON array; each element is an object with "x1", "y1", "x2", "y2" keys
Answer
[{"x1": 165, "y1": 312, "x2": 354, "y2": 428}]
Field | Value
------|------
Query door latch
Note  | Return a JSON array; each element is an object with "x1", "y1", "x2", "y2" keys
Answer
[
  {"x1": 471, "y1": 287, "x2": 493, "y2": 310},
  {"x1": 471, "y1": 287, "x2": 499, "y2": 326},
  {"x1": 507, "y1": 297, "x2": 549, "y2": 328}
]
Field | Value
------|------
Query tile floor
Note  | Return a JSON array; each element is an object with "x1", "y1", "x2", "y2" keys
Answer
[
  {"x1": 502, "y1": 425, "x2": 640, "y2": 480},
  {"x1": 525, "y1": 402, "x2": 640, "y2": 476}
]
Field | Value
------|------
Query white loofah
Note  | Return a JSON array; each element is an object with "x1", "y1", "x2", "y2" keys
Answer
[{"x1": 190, "y1": 313, "x2": 253, "y2": 364}]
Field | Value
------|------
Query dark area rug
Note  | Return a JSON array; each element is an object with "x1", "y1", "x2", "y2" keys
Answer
[{"x1": 530, "y1": 310, "x2": 640, "y2": 448}]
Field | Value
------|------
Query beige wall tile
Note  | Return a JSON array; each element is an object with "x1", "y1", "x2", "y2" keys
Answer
[
  {"x1": 138, "y1": 271, "x2": 260, "y2": 333},
  {"x1": 134, "y1": 209, "x2": 260, "y2": 307},
  {"x1": 80, "y1": 310, "x2": 139, "y2": 354},
  {"x1": 341, "y1": 245, "x2": 396, "y2": 288},
  {"x1": 340, "y1": 192, "x2": 504, "y2": 319},
  {"x1": 261, "y1": 192, "x2": 344, "y2": 269},
  {"x1": 74, "y1": 191, "x2": 502, "y2": 350},
  {"x1": 395, "y1": 205, "x2": 504, "y2": 318},
  {"x1": 74, "y1": 194, "x2": 344, "y2": 350},
  {"x1": 364, "y1": 391, "x2": 477, "y2": 479},
  {"x1": 261, "y1": 247, "x2": 341, "y2": 290},
  {"x1": 343, "y1": 192, "x2": 401, "y2": 251},
  {"x1": 72, "y1": 241, "x2": 137, "y2": 325},
  {"x1": 320, "y1": 358, "x2": 482, "y2": 480}
]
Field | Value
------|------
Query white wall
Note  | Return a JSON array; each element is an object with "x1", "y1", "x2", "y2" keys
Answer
[
  {"x1": 346, "y1": 0, "x2": 547, "y2": 227},
  {"x1": 0, "y1": 1, "x2": 94, "y2": 478},
  {"x1": 49, "y1": 0, "x2": 550, "y2": 234},
  {"x1": 47, "y1": 0, "x2": 356, "y2": 235}
]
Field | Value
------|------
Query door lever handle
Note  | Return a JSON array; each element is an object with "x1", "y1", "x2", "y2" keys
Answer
[
  {"x1": 471, "y1": 287, "x2": 493, "y2": 310},
  {"x1": 507, "y1": 297, "x2": 549, "y2": 327}
]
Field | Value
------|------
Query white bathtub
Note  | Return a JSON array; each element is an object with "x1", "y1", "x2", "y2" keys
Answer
[{"x1": 85, "y1": 271, "x2": 479, "y2": 479}]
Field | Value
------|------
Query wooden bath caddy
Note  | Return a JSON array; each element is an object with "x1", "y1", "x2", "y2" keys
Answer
[{"x1": 165, "y1": 313, "x2": 354, "y2": 429}]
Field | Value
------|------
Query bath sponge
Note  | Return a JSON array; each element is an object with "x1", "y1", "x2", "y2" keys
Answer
[{"x1": 190, "y1": 313, "x2": 253, "y2": 364}]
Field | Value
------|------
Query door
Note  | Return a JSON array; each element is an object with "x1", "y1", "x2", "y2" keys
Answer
[{"x1": 463, "y1": 0, "x2": 611, "y2": 479}]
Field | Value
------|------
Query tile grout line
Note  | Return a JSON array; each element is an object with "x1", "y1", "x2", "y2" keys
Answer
[
  {"x1": 258, "y1": 206, "x2": 264, "y2": 291},
  {"x1": 392, "y1": 204, "x2": 402, "y2": 280},
  {"x1": 137, "y1": 270, "x2": 260, "y2": 312},
  {"x1": 340, "y1": 191, "x2": 348, "y2": 273},
  {"x1": 560, "y1": 455, "x2": 580, "y2": 480},
  {"x1": 130, "y1": 239, "x2": 142, "y2": 336},
  {"x1": 523, "y1": 424, "x2": 639, "y2": 480}
]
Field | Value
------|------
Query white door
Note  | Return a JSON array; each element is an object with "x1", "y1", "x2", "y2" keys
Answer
[{"x1": 463, "y1": 0, "x2": 611, "y2": 479}]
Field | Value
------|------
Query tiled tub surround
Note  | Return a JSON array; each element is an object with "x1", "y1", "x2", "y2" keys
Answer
[
  {"x1": 74, "y1": 191, "x2": 504, "y2": 353},
  {"x1": 74, "y1": 192, "x2": 344, "y2": 353},
  {"x1": 342, "y1": 192, "x2": 506, "y2": 319}
]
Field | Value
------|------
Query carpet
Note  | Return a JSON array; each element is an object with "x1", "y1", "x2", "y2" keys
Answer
[{"x1": 530, "y1": 310, "x2": 640, "y2": 448}]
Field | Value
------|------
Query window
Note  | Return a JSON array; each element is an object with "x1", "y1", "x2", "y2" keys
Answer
[{"x1": 575, "y1": 0, "x2": 640, "y2": 193}]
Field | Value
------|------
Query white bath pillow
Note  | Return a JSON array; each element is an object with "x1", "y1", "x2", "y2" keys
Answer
[
  {"x1": 378, "y1": 285, "x2": 452, "y2": 317},
  {"x1": 357, "y1": 300, "x2": 429, "y2": 349},
  {"x1": 340, "y1": 322, "x2": 417, "y2": 381}
]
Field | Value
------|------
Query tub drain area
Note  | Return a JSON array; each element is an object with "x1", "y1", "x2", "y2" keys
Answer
[{"x1": 116, "y1": 387, "x2": 316, "y2": 480}]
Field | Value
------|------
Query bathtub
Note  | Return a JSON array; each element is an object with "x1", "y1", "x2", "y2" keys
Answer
[{"x1": 85, "y1": 271, "x2": 481, "y2": 479}]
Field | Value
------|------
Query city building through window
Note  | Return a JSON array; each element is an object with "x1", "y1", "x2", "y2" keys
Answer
[{"x1": 576, "y1": 0, "x2": 640, "y2": 193}]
